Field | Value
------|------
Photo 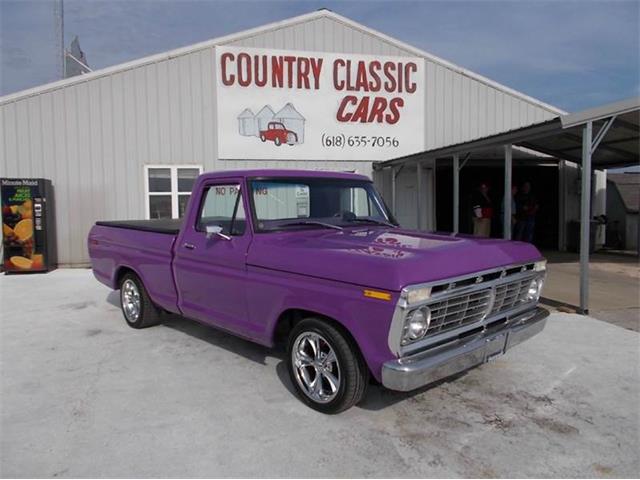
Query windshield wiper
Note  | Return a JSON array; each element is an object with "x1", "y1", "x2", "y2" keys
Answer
[
  {"x1": 348, "y1": 218, "x2": 398, "y2": 228},
  {"x1": 277, "y1": 221, "x2": 344, "y2": 231}
]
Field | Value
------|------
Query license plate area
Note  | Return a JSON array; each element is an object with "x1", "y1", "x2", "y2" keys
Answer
[{"x1": 484, "y1": 333, "x2": 508, "y2": 363}]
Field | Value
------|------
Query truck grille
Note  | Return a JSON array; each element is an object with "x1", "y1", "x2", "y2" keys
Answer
[
  {"x1": 427, "y1": 289, "x2": 492, "y2": 335},
  {"x1": 490, "y1": 278, "x2": 532, "y2": 315}
]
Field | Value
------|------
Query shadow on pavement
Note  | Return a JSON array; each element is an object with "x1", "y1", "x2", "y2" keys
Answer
[
  {"x1": 356, "y1": 371, "x2": 470, "y2": 411},
  {"x1": 106, "y1": 290, "x2": 120, "y2": 307},
  {"x1": 162, "y1": 314, "x2": 280, "y2": 366},
  {"x1": 274, "y1": 360, "x2": 298, "y2": 398},
  {"x1": 106, "y1": 290, "x2": 472, "y2": 411},
  {"x1": 275, "y1": 357, "x2": 471, "y2": 412},
  {"x1": 105, "y1": 291, "x2": 281, "y2": 366}
]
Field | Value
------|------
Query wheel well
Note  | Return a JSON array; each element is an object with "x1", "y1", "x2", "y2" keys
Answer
[
  {"x1": 273, "y1": 309, "x2": 365, "y2": 360},
  {"x1": 114, "y1": 266, "x2": 136, "y2": 288}
]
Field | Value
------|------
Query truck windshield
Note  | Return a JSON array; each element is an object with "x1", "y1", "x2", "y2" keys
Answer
[{"x1": 249, "y1": 178, "x2": 396, "y2": 232}]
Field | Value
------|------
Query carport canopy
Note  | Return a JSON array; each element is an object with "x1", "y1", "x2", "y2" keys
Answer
[{"x1": 375, "y1": 96, "x2": 640, "y2": 314}]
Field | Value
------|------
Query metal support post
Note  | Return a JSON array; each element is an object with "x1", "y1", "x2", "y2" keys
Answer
[
  {"x1": 580, "y1": 122, "x2": 593, "y2": 314},
  {"x1": 391, "y1": 167, "x2": 397, "y2": 216},
  {"x1": 453, "y1": 154, "x2": 459, "y2": 234},
  {"x1": 591, "y1": 115, "x2": 617, "y2": 154},
  {"x1": 503, "y1": 144, "x2": 513, "y2": 240}
]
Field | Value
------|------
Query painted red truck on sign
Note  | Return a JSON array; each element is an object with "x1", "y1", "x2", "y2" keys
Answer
[{"x1": 260, "y1": 122, "x2": 298, "y2": 146}]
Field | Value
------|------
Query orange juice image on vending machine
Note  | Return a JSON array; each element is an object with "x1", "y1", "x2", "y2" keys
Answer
[{"x1": 1, "y1": 178, "x2": 57, "y2": 274}]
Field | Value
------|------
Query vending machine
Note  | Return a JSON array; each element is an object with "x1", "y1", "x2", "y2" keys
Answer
[{"x1": 1, "y1": 178, "x2": 57, "y2": 273}]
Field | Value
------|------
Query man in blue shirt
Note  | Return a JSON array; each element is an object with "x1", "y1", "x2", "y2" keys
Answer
[{"x1": 514, "y1": 182, "x2": 539, "y2": 243}]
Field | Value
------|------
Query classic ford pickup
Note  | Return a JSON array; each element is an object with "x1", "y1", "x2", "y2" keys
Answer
[{"x1": 88, "y1": 169, "x2": 548, "y2": 413}]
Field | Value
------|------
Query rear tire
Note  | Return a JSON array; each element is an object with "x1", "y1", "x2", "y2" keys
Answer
[
  {"x1": 287, "y1": 318, "x2": 368, "y2": 414},
  {"x1": 119, "y1": 273, "x2": 161, "y2": 329}
]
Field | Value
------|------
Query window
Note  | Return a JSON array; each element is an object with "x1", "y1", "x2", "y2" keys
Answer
[
  {"x1": 197, "y1": 184, "x2": 246, "y2": 236},
  {"x1": 252, "y1": 182, "x2": 310, "y2": 220},
  {"x1": 145, "y1": 165, "x2": 202, "y2": 219},
  {"x1": 249, "y1": 178, "x2": 393, "y2": 232}
]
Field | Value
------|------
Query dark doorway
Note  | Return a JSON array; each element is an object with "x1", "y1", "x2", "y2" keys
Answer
[{"x1": 436, "y1": 162, "x2": 559, "y2": 249}]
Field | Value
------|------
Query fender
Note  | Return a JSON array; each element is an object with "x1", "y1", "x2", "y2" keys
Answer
[{"x1": 246, "y1": 265, "x2": 399, "y2": 380}]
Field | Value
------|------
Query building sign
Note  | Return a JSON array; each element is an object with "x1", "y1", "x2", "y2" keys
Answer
[{"x1": 215, "y1": 46, "x2": 425, "y2": 161}]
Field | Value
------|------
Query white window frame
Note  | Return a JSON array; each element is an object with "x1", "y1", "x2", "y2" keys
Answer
[{"x1": 144, "y1": 165, "x2": 203, "y2": 219}]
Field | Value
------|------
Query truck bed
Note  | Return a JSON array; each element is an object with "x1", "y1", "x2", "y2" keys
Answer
[
  {"x1": 89, "y1": 221, "x2": 179, "y2": 312},
  {"x1": 95, "y1": 219, "x2": 182, "y2": 235}
]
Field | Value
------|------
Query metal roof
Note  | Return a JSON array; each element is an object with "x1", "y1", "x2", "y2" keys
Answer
[
  {"x1": 376, "y1": 97, "x2": 639, "y2": 170},
  {"x1": 0, "y1": 9, "x2": 563, "y2": 115},
  {"x1": 562, "y1": 97, "x2": 640, "y2": 128}
]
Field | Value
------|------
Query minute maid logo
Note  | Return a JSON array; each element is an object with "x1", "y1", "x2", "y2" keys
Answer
[
  {"x1": 237, "y1": 103, "x2": 305, "y2": 146},
  {"x1": 1, "y1": 179, "x2": 39, "y2": 187}
]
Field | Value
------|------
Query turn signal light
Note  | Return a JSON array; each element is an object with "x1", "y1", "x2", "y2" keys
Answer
[{"x1": 363, "y1": 289, "x2": 392, "y2": 301}]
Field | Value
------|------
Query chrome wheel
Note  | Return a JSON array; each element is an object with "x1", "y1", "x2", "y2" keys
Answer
[
  {"x1": 291, "y1": 332, "x2": 341, "y2": 404},
  {"x1": 121, "y1": 279, "x2": 141, "y2": 323}
]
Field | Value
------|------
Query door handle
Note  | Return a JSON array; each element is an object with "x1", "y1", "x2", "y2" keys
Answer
[{"x1": 182, "y1": 243, "x2": 195, "y2": 250}]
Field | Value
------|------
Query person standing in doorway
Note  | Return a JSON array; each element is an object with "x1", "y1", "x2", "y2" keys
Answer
[
  {"x1": 515, "y1": 181, "x2": 539, "y2": 243},
  {"x1": 472, "y1": 182, "x2": 493, "y2": 237}
]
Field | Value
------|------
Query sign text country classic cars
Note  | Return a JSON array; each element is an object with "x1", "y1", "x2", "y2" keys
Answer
[{"x1": 216, "y1": 46, "x2": 425, "y2": 161}]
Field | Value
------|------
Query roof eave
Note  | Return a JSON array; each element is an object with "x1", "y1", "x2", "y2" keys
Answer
[
  {"x1": 374, "y1": 118, "x2": 563, "y2": 169},
  {"x1": 561, "y1": 96, "x2": 640, "y2": 128}
]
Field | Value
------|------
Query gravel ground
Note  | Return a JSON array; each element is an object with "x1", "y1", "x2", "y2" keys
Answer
[{"x1": 1, "y1": 269, "x2": 639, "y2": 478}]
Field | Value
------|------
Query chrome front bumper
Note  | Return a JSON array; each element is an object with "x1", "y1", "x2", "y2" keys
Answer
[{"x1": 381, "y1": 307, "x2": 549, "y2": 392}]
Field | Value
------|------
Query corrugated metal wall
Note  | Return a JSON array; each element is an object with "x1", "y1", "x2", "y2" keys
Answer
[
  {"x1": 424, "y1": 60, "x2": 555, "y2": 149},
  {"x1": 0, "y1": 13, "x2": 558, "y2": 265},
  {"x1": 1, "y1": 48, "x2": 219, "y2": 265},
  {"x1": 226, "y1": 16, "x2": 412, "y2": 55}
]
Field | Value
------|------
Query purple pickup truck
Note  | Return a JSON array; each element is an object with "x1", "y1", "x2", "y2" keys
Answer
[{"x1": 88, "y1": 169, "x2": 548, "y2": 413}]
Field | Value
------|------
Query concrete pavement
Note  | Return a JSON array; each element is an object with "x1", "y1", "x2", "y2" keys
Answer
[
  {"x1": 542, "y1": 251, "x2": 639, "y2": 332},
  {"x1": 1, "y1": 269, "x2": 639, "y2": 477}
]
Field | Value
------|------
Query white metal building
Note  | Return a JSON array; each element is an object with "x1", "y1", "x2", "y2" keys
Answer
[{"x1": 0, "y1": 9, "x2": 563, "y2": 265}]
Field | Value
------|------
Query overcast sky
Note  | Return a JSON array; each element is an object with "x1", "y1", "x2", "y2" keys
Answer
[{"x1": 1, "y1": 0, "x2": 638, "y2": 112}]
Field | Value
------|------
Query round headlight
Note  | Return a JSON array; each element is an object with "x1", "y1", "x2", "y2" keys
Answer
[
  {"x1": 526, "y1": 278, "x2": 542, "y2": 301},
  {"x1": 404, "y1": 308, "x2": 430, "y2": 342}
]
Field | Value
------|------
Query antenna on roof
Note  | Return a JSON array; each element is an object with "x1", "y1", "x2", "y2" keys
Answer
[
  {"x1": 53, "y1": 0, "x2": 64, "y2": 78},
  {"x1": 64, "y1": 36, "x2": 92, "y2": 77}
]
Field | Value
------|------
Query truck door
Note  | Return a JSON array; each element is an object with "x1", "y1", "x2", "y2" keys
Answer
[{"x1": 173, "y1": 180, "x2": 253, "y2": 336}]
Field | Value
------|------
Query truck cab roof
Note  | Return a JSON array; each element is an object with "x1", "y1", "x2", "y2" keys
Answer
[{"x1": 197, "y1": 169, "x2": 371, "y2": 182}]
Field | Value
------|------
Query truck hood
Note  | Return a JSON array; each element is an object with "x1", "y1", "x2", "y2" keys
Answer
[{"x1": 247, "y1": 227, "x2": 544, "y2": 292}]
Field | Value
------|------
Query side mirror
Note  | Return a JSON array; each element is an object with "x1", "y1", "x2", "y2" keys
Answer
[{"x1": 205, "y1": 225, "x2": 231, "y2": 241}]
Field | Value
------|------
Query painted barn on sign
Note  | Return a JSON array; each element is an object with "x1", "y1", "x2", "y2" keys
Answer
[
  {"x1": 274, "y1": 103, "x2": 305, "y2": 144},
  {"x1": 237, "y1": 108, "x2": 256, "y2": 136},
  {"x1": 255, "y1": 105, "x2": 276, "y2": 132}
]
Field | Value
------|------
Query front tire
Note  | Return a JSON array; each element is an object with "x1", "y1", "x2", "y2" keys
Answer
[
  {"x1": 119, "y1": 273, "x2": 161, "y2": 329},
  {"x1": 287, "y1": 318, "x2": 368, "y2": 413}
]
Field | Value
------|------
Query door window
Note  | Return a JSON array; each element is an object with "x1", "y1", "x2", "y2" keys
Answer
[{"x1": 197, "y1": 184, "x2": 246, "y2": 236}]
